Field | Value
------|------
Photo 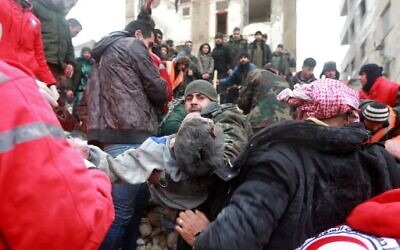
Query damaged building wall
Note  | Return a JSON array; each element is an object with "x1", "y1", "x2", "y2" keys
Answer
[{"x1": 125, "y1": 0, "x2": 296, "y2": 58}]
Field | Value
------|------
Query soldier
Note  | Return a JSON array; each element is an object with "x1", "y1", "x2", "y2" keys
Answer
[{"x1": 238, "y1": 69, "x2": 292, "y2": 133}]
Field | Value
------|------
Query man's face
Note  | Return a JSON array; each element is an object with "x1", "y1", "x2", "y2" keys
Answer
[
  {"x1": 324, "y1": 69, "x2": 337, "y2": 79},
  {"x1": 359, "y1": 72, "x2": 368, "y2": 86},
  {"x1": 184, "y1": 93, "x2": 212, "y2": 113},
  {"x1": 215, "y1": 38, "x2": 223, "y2": 45},
  {"x1": 177, "y1": 63, "x2": 186, "y2": 72},
  {"x1": 255, "y1": 34, "x2": 262, "y2": 41},
  {"x1": 232, "y1": 30, "x2": 240, "y2": 40},
  {"x1": 364, "y1": 119, "x2": 385, "y2": 133},
  {"x1": 82, "y1": 50, "x2": 91, "y2": 60},
  {"x1": 141, "y1": 32, "x2": 155, "y2": 49},
  {"x1": 185, "y1": 42, "x2": 193, "y2": 52},
  {"x1": 161, "y1": 47, "x2": 168, "y2": 56},
  {"x1": 239, "y1": 56, "x2": 249, "y2": 65},
  {"x1": 154, "y1": 33, "x2": 162, "y2": 47},
  {"x1": 301, "y1": 66, "x2": 314, "y2": 79},
  {"x1": 69, "y1": 25, "x2": 82, "y2": 38}
]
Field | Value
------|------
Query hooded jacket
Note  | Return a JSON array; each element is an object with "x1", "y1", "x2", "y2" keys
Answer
[
  {"x1": 86, "y1": 31, "x2": 167, "y2": 145},
  {"x1": 0, "y1": 60, "x2": 114, "y2": 250},
  {"x1": 194, "y1": 120, "x2": 400, "y2": 250},
  {"x1": 291, "y1": 71, "x2": 316, "y2": 87},
  {"x1": 0, "y1": 0, "x2": 56, "y2": 85}
]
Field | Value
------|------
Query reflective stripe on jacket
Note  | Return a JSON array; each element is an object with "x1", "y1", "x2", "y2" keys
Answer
[{"x1": 0, "y1": 60, "x2": 114, "y2": 250}]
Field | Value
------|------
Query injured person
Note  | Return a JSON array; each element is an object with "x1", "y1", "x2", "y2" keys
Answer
[{"x1": 69, "y1": 112, "x2": 225, "y2": 210}]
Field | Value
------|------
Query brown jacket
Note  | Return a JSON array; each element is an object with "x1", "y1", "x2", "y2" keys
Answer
[{"x1": 87, "y1": 31, "x2": 167, "y2": 145}]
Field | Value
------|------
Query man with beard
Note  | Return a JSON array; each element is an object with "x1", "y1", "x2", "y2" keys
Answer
[{"x1": 217, "y1": 52, "x2": 257, "y2": 104}]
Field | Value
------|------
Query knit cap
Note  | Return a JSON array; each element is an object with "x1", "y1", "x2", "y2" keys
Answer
[
  {"x1": 322, "y1": 61, "x2": 337, "y2": 72},
  {"x1": 303, "y1": 57, "x2": 316, "y2": 68},
  {"x1": 184, "y1": 80, "x2": 218, "y2": 102},
  {"x1": 361, "y1": 102, "x2": 389, "y2": 122}
]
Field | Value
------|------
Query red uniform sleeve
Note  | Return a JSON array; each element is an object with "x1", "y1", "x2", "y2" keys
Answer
[{"x1": 33, "y1": 22, "x2": 56, "y2": 85}]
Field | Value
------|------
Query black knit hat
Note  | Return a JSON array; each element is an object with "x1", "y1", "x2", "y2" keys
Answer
[
  {"x1": 303, "y1": 57, "x2": 316, "y2": 68},
  {"x1": 359, "y1": 64, "x2": 383, "y2": 92},
  {"x1": 322, "y1": 61, "x2": 337, "y2": 72},
  {"x1": 184, "y1": 80, "x2": 218, "y2": 102},
  {"x1": 361, "y1": 101, "x2": 389, "y2": 122}
]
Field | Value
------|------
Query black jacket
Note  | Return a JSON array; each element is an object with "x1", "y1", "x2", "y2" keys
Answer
[
  {"x1": 212, "y1": 44, "x2": 233, "y2": 78},
  {"x1": 194, "y1": 120, "x2": 400, "y2": 250}
]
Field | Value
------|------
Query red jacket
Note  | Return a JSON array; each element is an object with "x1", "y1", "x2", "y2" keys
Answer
[
  {"x1": 0, "y1": 60, "x2": 114, "y2": 250},
  {"x1": 360, "y1": 76, "x2": 400, "y2": 107},
  {"x1": 0, "y1": 0, "x2": 56, "y2": 85},
  {"x1": 151, "y1": 52, "x2": 173, "y2": 101}
]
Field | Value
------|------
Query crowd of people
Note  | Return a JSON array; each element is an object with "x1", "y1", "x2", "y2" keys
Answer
[{"x1": 2, "y1": 0, "x2": 400, "y2": 249}]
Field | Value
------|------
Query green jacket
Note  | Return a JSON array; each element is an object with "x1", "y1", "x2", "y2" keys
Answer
[
  {"x1": 32, "y1": 0, "x2": 74, "y2": 68},
  {"x1": 159, "y1": 100, "x2": 252, "y2": 166},
  {"x1": 238, "y1": 69, "x2": 292, "y2": 132}
]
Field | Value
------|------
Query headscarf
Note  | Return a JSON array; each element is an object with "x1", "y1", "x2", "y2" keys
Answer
[{"x1": 277, "y1": 78, "x2": 359, "y2": 122}]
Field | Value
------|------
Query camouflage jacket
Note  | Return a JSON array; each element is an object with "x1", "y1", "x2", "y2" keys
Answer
[
  {"x1": 159, "y1": 100, "x2": 252, "y2": 180},
  {"x1": 238, "y1": 69, "x2": 292, "y2": 132}
]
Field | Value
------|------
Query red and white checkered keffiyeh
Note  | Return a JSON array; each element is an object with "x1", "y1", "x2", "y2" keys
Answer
[{"x1": 277, "y1": 78, "x2": 360, "y2": 121}]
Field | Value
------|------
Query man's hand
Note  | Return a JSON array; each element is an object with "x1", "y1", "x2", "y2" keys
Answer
[
  {"x1": 36, "y1": 80, "x2": 58, "y2": 107},
  {"x1": 202, "y1": 73, "x2": 210, "y2": 80},
  {"x1": 175, "y1": 210, "x2": 210, "y2": 247},
  {"x1": 67, "y1": 137, "x2": 89, "y2": 159},
  {"x1": 385, "y1": 139, "x2": 400, "y2": 160},
  {"x1": 227, "y1": 69, "x2": 233, "y2": 76},
  {"x1": 49, "y1": 85, "x2": 60, "y2": 101},
  {"x1": 64, "y1": 64, "x2": 74, "y2": 78},
  {"x1": 66, "y1": 89, "x2": 74, "y2": 100}
]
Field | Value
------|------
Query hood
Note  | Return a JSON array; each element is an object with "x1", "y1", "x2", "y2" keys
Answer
[
  {"x1": 244, "y1": 120, "x2": 369, "y2": 155},
  {"x1": 36, "y1": 0, "x2": 65, "y2": 13},
  {"x1": 92, "y1": 31, "x2": 131, "y2": 62},
  {"x1": 346, "y1": 188, "x2": 400, "y2": 238},
  {"x1": 19, "y1": 0, "x2": 33, "y2": 10},
  {"x1": 294, "y1": 71, "x2": 316, "y2": 84}
]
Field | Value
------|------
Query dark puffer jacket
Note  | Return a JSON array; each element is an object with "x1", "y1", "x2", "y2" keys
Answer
[
  {"x1": 194, "y1": 120, "x2": 400, "y2": 250},
  {"x1": 86, "y1": 31, "x2": 167, "y2": 145}
]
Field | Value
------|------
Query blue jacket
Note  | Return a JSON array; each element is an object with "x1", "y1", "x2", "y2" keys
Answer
[{"x1": 220, "y1": 62, "x2": 257, "y2": 87}]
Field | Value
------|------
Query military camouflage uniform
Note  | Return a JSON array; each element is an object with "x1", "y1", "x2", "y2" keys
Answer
[{"x1": 238, "y1": 69, "x2": 292, "y2": 132}]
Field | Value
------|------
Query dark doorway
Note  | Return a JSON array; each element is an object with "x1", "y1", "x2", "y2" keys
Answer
[{"x1": 216, "y1": 12, "x2": 228, "y2": 35}]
